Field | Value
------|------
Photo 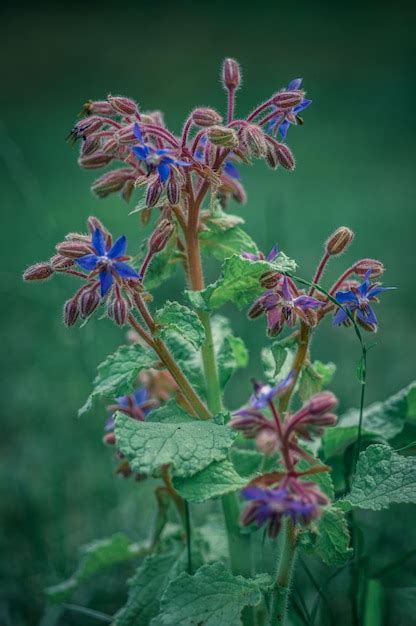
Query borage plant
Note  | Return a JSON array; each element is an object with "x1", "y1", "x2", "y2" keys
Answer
[{"x1": 24, "y1": 59, "x2": 416, "y2": 626}]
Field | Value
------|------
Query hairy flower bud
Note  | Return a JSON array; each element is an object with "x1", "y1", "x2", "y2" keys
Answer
[
  {"x1": 265, "y1": 144, "x2": 280, "y2": 170},
  {"x1": 49, "y1": 254, "x2": 74, "y2": 271},
  {"x1": 116, "y1": 124, "x2": 137, "y2": 144},
  {"x1": 78, "y1": 152, "x2": 112, "y2": 169},
  {"x1": 23, "y1": 262, "x2": 53, "y2": 281},
  {"x1": 192, "y1": 108, "x2": 223, "y2": 127},
  {"x1": 260, "y1": 271, "x2": 281, "y2": 289},
  {"x1": 272, "y1": 90, "x2": 304, "y2": 109},
  {"x1": 108, "y1": 296, "x2": 129, "y2": 326},
  {"x1": 56, "y1": 241, "x2": 92, "y2": 258},
  {"x1": 121, "y1": 179, "x2": 135, "y2": 203},
  {"x1": 79, "y1": 287, "x2": 100, "y2": 318},
  {"x1": 307, "y1": 391, "x2": 338, "y2": 415},
  {"x1": 146, "y1": 178, "x2": 163, "y2": 208},
  {"x1": 222, "y1": 58, "x2": 241, "y2": 91},
  {"x1": 240, "y1": 124, "x2": 268, "y2": 158},
  {"x1": 80, "y1": 136, "x2": 101, "y2": 157},
  {"x1": 256, "y1": 428, "x2": 280, "y2": 455},
  {"x1": 353, "y1": 259, "x2": 385, "y2": 277},
  {"x1": 274, "y1": 143, "x2": 295, "y2": 170},
  {"x1": 103, "y1": 432, "x2": 116, "y2": 446},
  {"x1": 148, "y1": 219, "x2": 174, "y2": 254},
  {"x1": 69, "y1": 116, "x2": 104, "y2": 141},
  {"x1": 166, "y1": 176, "x2": 180, "y2": 205},
  {"x1": 83, "y1": 100, "x2": 114, "y2": 116},
  {"x1": 91, "y1": 169, "x2": 133, "y2": 198},
  {"x1": 326, "y1": 227, "x2": 354, "y2": 256},
  {"x1": 63, "y1": 297, "x2": 79, "y2": 327},
  {"x1": 107, "y1": 95, "x2": 138, "y2": 116},
  {"x1": 87, "y1": 216, "x2": 110, "y2": 237},
  {"x1": 208, "y1": 126, "x2": 239, "y2": 149}
]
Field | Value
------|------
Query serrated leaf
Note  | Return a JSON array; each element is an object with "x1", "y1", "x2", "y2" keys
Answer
[
  {"x1": 173, "y1": 459, "x2": 247, "y2": 502},
  {"x1": 151, "y1": 562, "x2": 269, "y2": 626},
  {"x1": 46, "y1": 533, "x2": 144, "y2": 604},
  {"x1": 155, "y1": 301, "x2": 205, "y2": 350},
  {"x1": 341, "y1": 444, "x2": 416, "y2": 510},
  {"x1": 79, "y1": 344, "x2": 155, "y2": 416},
  {"x1": 200, "y1": 209, "x2": 259, "y2": 261},
  {"x1": 115, "y1": 412, "x2": 236, "y2": 478},
  {"x1": 300, "y1": 507, "x2": 352, "y2": 566},
  {"x1": 187, "y1": 253, "x2": 297, "y2": 311},
  {"x1": 114, "y1": 551, "x2": 181, "y2": 626}
]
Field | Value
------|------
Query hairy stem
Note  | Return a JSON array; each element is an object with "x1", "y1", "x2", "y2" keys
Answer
[
  {"x1": 268, "y1": 520, "x2": 298, "y2": 626},
  {"x1": 279, "y1": 322, "x2": 311, "y2": 413}
]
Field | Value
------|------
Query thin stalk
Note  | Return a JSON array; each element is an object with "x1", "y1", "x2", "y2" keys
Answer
[
  {"x1": 268, "y1": 520, "x2": 298, "y2": 626},
  {"x1": 184, "y1": 500, "x2": 193, "y2": 575}
]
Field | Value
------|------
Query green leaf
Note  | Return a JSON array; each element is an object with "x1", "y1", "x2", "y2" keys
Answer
[
  {"x1": 341, "y1": 444, "x2": 416, "y2": 511},
  {"x1": 198, "y1": 513, "x2": 229, "y2": 562},
  {"x1": 187, "y1": 253, "x2": 297, "y2": 311},
  {"x1": 262, "y1": 345, "x2": 294, "y2": 384},
  {"x1": 151, "y1": 562, "x2": 269, "y2": 626},
  {"x1": 114, "y1": 551, "x2": 181, "y2": 626},
  {"x1": 199, "y1": 208, "x2": 259, "y2": 261},
  {"x1": 79, "y1": 344, "x2": 155, "y2": 416},
  {"x1": 135, "y1": 231, "x2": 181, "y2": 290},
  {"x1": 299, "y1": 361, "x2": 336, "y2": 403},
  {"x1": 115, "y1": 412, "x2": 236, "y2": 478},
  {"x1": 314, "y1": 360, "x2": 337, "y2": 386},
  {"x1": 146, "y1": 399, "x2": 195, "y2": 424},
  {"x1": 46, "y1": 533, "x2": 145, "y2": 604},
  {"x1": 231, "y1": 448, "x2": 264, "y2": 477},
  {"x1": 323, "y1": 382, "x2": 416, "y2": 458},
  {"x1": 300, "y1": 507, "x2": 352, "y2": 566},
  {"x1": 173, "y1": 459, "x2": 247, "y2": 502},
  {"x1": 154, "y1": 301, "x2": 205, "y2": 350}
]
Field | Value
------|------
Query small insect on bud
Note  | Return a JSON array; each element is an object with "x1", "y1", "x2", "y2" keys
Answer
[
  {"x1": 192, "y1": 108, "x2": 223, "y2": 127},
  {"x1": 146, "y1": 178, "x2": 163, "y2": 208},
  {"x1": 166, "y1": 176, "x2": 180, "y2": 205},
  {"x1": 107, "y1": 95, "x2": 138, "y2": 116},
  {"x1": 79, "y1": 287, "x2": 100, "y2": 318},
  {"x1": 91, "y1": 169, "x2": 133, "y2": 198},
  {"x1": 326, "y1": 227, "x2": 354, "y2": 256},
  {"x1": 274, "y1": 143, "x2": 295, "y2": 170},
  {"x1": 56, "y1": 241, "x2": 92, "y2": 259},
  {"x1": 49, "y1": 254, "x2": 74, "y2": 271},
  {"x1": 148, "y1": 219, "x2": 174, "y2": 254},
  {"x1": 222, "y1": 58, "x2": 241, "y2": 91},
  {"x1": 272, "y1": 90, "x2": 304, "y2": 109},
  {"x1": 207, "y1": 126, "x2": 239, "y2": 149},
  {"x1": 260, "y1": 271, "x2": 281, "y2": 289},
  {"x1": 353, "y1": 259, "x2": 385, "y2": 278},
  {"x1": 23, "y1": 263, "x2": 53, "y2": 281},
  {"x1": 78, "y1": 152, "x2": 113, "y2": 169},
  {"x1": 240, "y1": 124, "x2": 268, "y2": 158},
  {"x1": 63, "y1": 297, "x2": 79, "y2": 327},
  {"x1": 108, "y1": 296, "x2": 130, "y2": 326}
]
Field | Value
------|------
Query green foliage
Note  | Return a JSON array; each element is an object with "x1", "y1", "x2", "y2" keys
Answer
[
  {"x1": 199, "y1": 207, "x2": 260, "y2": 261},
  {"x1": 298, "y1": 360, "x2": 336, "y2": 403},
  {"x1": 300, "y1": 507, "x2": 352, "y2": 565},
  {"x1": 342, "y1": 444, "x2": 416, "y2": 510},
  {"x1": 136, "y1": 228, "x2": 182, "y2": 290},
  {"x1": 323, "y1": 381, "x2": 416, "y2": 458},
  {"x1": 46, "y1": 533, "x2": 145, "y2": 604},
  {"x1": 187, "y1": 253, "x2": 297, "y2": 311},
  {"x1": 173, "y1": 459, "x2": 247, "y2": 502},
  {"x1": 115, "y1": 410, "x2": 236, "y2": 478},
  {"x1": 154, "y1": 301, "x2": 205, "y2": 349},
  {"x1": 198, "y1": 514, "x2": 229, "y2": 562},
  {"x1": 79, "y1": 344, "x2": 154, "y2": 416},
  {"x1": 146, "y1": 399, "x2": 195, "y2": 424},
  {"x1": 151, "y1": 562, "x2": 271, "y2": 626}
]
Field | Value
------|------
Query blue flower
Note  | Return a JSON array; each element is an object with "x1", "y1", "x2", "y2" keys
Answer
[
  {"x1": 333, "y1": 270, "x2": 395, "y2": 330},
  {"x1": 105, "y1": 386, "x2": 154, "y2": 431},
  {"x1": 268, "y1": 78, "x2": 312, "y2": 141},
  {"x1": 249, "y1": 372, "x2": 294, "y2": 409},
  {"x1": 77, "y1": 228, "x2": 140, "y2": 297},
  {"x1": 132, "y1": 124, "x2": 190, "y2": 183},
  {"x1": 195, "y1": 135, "x2": 240, "y2": 180}
]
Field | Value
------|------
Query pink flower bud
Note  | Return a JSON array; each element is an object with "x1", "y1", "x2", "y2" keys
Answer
[
  {"x1": 274, "y1": 143, "x2": 295, "y2": 170},
  {"x1": 272, "y1": 90, "x2": 304, "y2": 109},
  {"x1": 49, "y1": 255, "x2": 74, "y2": 271},
  {"x1": 78, "y1": 152, "x2": 113, "y2": 169},
  {"x1": 166, "y1": 176, "x2": 180, "y2": 205},
  {"x1": 116, "y1": 124, "x2": 137, "y2": 144},
  {"x1": 56, "y1": 241, "x2": 92, "y2": 258},
  {"x1": 192, "y1": 108, "x2": 223, "y2": 127},
  {"x1": 208, "y1": 126, "x2": 239, "y2": 148},
  {"x1": 83, "y1": 100, "x2": 114, "y2": 116},
  {"x1": 79, "y1": 287, "x2": 100, "y2": 318},
  {"x1": 146, "y1": 179, "x2": 163, "y2": 208},
  {"x1": 148, "y1": 219, "x2": 174, "y2": 254},
  {"x1": 102, "y1": 137, "x2": 119, "y2": 154},
  {"x1": 87, "y1": 216, "x2": 109, "y2": 237},
  {"x1": 265, "y1": 144, "x2": 280, "y2": 170},
  {"x1": 80, "y1": 136, "x2": 101, "y2": 157},
  {"x1": 91, "y1": 169, "x2": 133, "y2": 198},
  {"x1": 240, "y1": 124, "x2": 268, "y2": 158},
  {"x1": 63, "y1": 297, "x2": 79, "y2": 327},
  {"x1": 326, "y1": 227, "x2": 354, "y2": 256},
  {"x1": 256, "y1": 428, "x2": 280, "y2": 455},
  {"x1": 307, "y1": 391, "x2": 338, "y2": 415},
  {"x1": 107, "y1": 95, "x2": 138, "y2": 116},
  {"x1": 103, "y1": 432, "x2": 116, "y2": 446},
  {"x1": 69, "y1": 116, "x2": 104, "y2": 141},
  {"x1": 353, "y1": 259, "x2": 385, "y2": 277},
  {"x1": 222, "y1": 58, "x2": 241, "y2": 91},
  {"x1": 121, "y1": 179, "x2": 135, "y2": 203},
  {"x1": 23, "y1": 262, "x2": 53, "y2": 281},
  {"x1": 108, "y1": 296, "x2": 129, "y2": 326}
]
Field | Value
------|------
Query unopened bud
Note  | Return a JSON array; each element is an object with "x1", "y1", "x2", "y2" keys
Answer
[
  {"x1": 353, "y1": 259, "x2": 385, "y2": 278},
  {"x1": 166, "y1": 176, "x2": 180, "y2": 205},
  {"x1": 103, "y1": 432, "x2": 116, "y2": 446},
  {"x1": 63, "y1": 297, "x2": 79, "y2": 327},
  {"x1": 192, "y1": 108, "x2": 223, "y2": 127},
  {"x1": 208, "y1": 126, "x2": 239, "y2": 149},
  {"x1": 146, "y1": 179, "x2": 163, "y2": 208},
  {"x1": 326, "y1": 227, "x2": 354, "y2": 256},
  {"x1": 69, "y1": 116, "x2": 104, "y2": 141},
  {"x1": 107, "y1": 95, "x2": 138, "y2": 116},
  {"x1": 116, "y1": 124, "x2": 137, "y2": 144},
  {"x1": 91, "y1": 169, "x2": 133, "y2": 198},
  {"x1": 222, "y1": 58, "x2": 241, "y2": 91},
  {"x1": 108, "y1": 296, "x2": 129, "y2": 326},
  {"x1": 79, "y1": 287, "x2": 100, "y2": 318},
  {"x1": 23, "y1": 262, "x2": 53, "y2": 281},
  {"x1": 272, "y1": 90, "x2": 304, "y2": 109},
  {"x1": 102, "y1": 137, "x2": 118, "y2": 154},
  {"x1": 307, "y1": 391, "x2": 338, "y2": 415},
  {"x1": 121, "y1": 179, "x2": 135, "y2": 203},
  {"x1": 49, "y1": 254, "x2": 74, "y2": 271},
  {"x1": 274, "y1": 143, "x2": 295, "y2": 170},
  {"x1": 260, "y1": 271, "x2": 281, "y2": 289},
  {"x1": 78, "y1": 152, "x2": 112, "y2": 169},
  {"x1": 141, "y1": 207, "x2": 152, "y2": 226},
  {"x1": 87, "y1": 216, "x2": 109, "y2": 237},
  {"x1": 56, "y1": 241, "x2": 92, "y2": 258},
  {"x1": 80, "y1": 136, "x2": 101, "y2": 157},
  {"x1": 148, "y1": 219, "x2": 174, "y2": 254},
  {"x1": 256, "y1": 428, "x2": 279, "y2": 455},
  {"x1": 82, "y1": 100, "x2": 114, "y2": 116},
  {"x1": 240, "y1": 124, "x2": 268, "y2": 158}
]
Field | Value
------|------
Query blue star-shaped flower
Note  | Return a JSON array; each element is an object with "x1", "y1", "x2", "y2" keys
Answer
[
  {"x1": 132, "y1": 124, "x2": 190, "y2": 183},
  {"x1": 268, "y1": 78, "x2": 312, "y2": 141},
  {"x1": 333, "y1": 270, "x2": 394, "y2": 329},
  {"x1": 76, "y1": 228, "x2": 140, "y2": 297}
]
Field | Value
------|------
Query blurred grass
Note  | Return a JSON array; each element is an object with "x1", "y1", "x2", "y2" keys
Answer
[{"x1": 1, "y1": 1, "x2": 416, "y2": 624}]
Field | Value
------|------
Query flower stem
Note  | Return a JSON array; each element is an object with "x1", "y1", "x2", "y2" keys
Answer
[{"x1": 268, "y1": 520, "x2": 297, "y2": 626}]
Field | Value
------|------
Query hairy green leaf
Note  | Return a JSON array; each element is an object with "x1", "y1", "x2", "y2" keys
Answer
[
  {"x1": 146, "y1": 399, "x2": 195, "y2": 424},
  {"x1": 198, "y1": 514, "x2": 229, "y2": 562},
  {"x1": 341, "y1": 444, "x2": 416, "y2": 510},
  {"x1": 115, "y1": 412, "x2": 236, "y2": 478},
  {"x1": 79, "y1": 344, "x2": 155, "y2": 416},
  {"x1": 299, "y1": 361, "x2": 336, "y2": 403},
  {"x1": 187, "y1": 253, "x2": 297, "y2": 311},
  {"x1": 151, "y1": 562, "x2": 270, "y2": 626},
  {"x1": 173, "y1": 459, "x2": 247, "y2": 502},
  {"x1": 155, "y1": 301, "x2": 205, "y2": 349},
  {"x1": 300, "y1": 507, "x2": 352, "y2": 565},
  {"x1": 200, "y1": 209, "x2": 259, "y2": 261}
]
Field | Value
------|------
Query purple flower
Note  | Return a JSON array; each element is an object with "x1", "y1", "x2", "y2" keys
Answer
[
  {"x1": 132, "y1": 124, "x2": 190, "y2": 183},
  {"x1": 268, "y1": 78, "x2": 312, "y2": 141},
  {"x1": 77, "y1": 228, "x2": 140, "y2": 297},
  {"x1": 195, "y1": 135, "x2": 240, "y2": 180},
  {"x1": 105, "y1": 386, "x2": 155, "y2": 431},
  {"x1": 249, "y1": 372, "x2": 293, "y2": 409},
  {"x1": 242, "y1": 244, "x2": 279, "y2": 262},
  {"x1": 333, "y1": 270, "x2": 394, "y2": 330}
]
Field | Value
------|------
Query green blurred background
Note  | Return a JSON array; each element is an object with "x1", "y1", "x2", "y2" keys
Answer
[{"x1": 1, "y1": 1, "x2": 415, "y2": 624}]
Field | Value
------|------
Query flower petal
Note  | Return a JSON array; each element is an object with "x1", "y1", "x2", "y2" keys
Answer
[
  {"x1": 133, "y1": 123, "x2": 144, "y2": 143},
  {"x1": 335, "y1": 289, "x2": 359, "y2": 305},
  {"x1": 76, "y1": 254, "x2": 98, "y2": 271},
  {"x1": 224, "y1": 160, "x2": 241, "y2": 180},
  {"x1": 92, "y1": 228, "x2": 106, "y2": 256},
  {"x1": 108, "y1": 235, "x2": 127, "y2": 259},
  {"x1": 332, "y1": 307, "x2": 349, "y2": 326},
  {"x1": 266, "y1": 244, "x2": 279, "y2": 262},
  {"x1": 132, "y1": 146, "x2": 149, "y2": 161},
  {"x1": 287, "y1": 78, "x2": 303, "y2": 90},
  {"x1": 99, "y1": 269, "x2": 113, "y2": 296},
  {"x1": 279, "y1": 120, "x2": 290, "y2": 141},
  {"x1": 357, "y1": 306, "x2": 378, "y2": 327},
  {"x1": 157, "y1": 162, "x2": 171, "y2": 183},
  {"x1": 113, "y1": 261, "x2": 141, "y2": 279}
]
